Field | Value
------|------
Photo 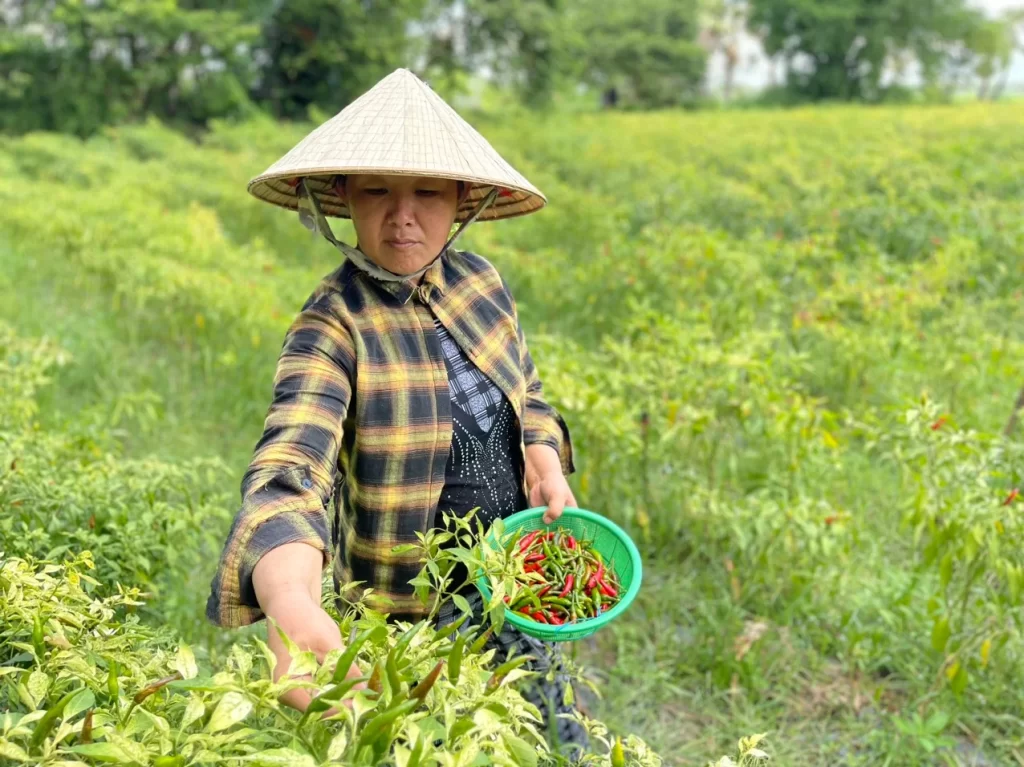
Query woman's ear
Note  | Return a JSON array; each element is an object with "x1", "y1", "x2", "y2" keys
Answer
[
  {"x1": 457, "y1": 181, "x2": 471, "y2": 205},
  {"x1": 333, "y1": 175, "x2": 348, "y2": 203}
]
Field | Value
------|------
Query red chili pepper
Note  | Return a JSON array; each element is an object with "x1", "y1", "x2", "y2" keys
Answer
[
  {"x1": 518, "y1": 531, "x2": 541, "y2": 552},
  {"x1": 565, "y1": 536, "x2": 576, "y2": 550},
  {"x1": 518, "y1": 606, "x2": 532, "y2": 615},
  {"x1": 549, "y1": 615, "x2": 564, "y2": 625},
  {"x1": 558, "y1": 575, "x2": 574, "y2": 599},
  {"x1": 537, "y1": 585, "x2": 552, "y2": 598},
  {"x1": 930, "y1": 417, "x2": 947, "y2": 431},
  {"x1": 1003, "y1": 488, "x2": 1020, "y2": 506},
  {"x1": 599, "y1": 581, "x2": 617, "y2": 598},
  {"x1": 524, "y1": 552, "x2": 546, "y2": 563},
  {"x1": 587, "y1": 562, "x2": 604, "y2": 591},
  {"x1": 546, "y1": 532, "x2": 556, "y2": 541},
  {"x1": 524, "y1": 563, "x2": 543, "y2": 573},
  {"x1": 533, "y1": 611, "x2": 549, "y2": 624}
]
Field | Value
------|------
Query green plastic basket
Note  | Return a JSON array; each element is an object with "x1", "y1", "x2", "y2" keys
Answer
[{"x1": 475, "y1": 506, "x2": 643, "y2": 642}]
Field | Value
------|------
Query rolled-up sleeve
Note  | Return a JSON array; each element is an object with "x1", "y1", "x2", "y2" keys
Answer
[{"x1": 206, "y1": 293, "x2": 354, "y2": 628}]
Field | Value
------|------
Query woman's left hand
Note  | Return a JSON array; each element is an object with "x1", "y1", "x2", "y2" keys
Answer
[
  {"x1": 529, "y1": 472, "x2": 578, "y2": 524},
  {"x1": 526, "y1": 443, "x2": 577, "y2": 524}
]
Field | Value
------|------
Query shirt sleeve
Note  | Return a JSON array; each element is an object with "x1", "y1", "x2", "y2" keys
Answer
[
  {"x1": 206, "y1": 292, "x2": 354, "y2": 628},
  {"x1": 502, "y1": 278, "x2": 575, "y2": 476}
]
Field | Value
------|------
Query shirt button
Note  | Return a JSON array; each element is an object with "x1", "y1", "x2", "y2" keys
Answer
[{"x1": 301, "y1": 478, "x2": 313, "y2": 489}]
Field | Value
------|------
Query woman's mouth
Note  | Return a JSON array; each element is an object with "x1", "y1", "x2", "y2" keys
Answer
[{"x1": 386, "y1": 239, "x2": 419, "y2": 250}]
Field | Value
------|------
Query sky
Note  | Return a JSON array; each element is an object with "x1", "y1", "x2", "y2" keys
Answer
[{"x1": 706, "y1": 0, "x2": 1024, "y2": 94}]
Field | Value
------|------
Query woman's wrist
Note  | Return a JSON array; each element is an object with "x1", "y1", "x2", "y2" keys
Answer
[{"x1": 525, "y1": 442, "x2": 562, "y2": 484}]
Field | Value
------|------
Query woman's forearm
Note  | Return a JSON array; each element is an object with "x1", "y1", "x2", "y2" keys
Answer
[
  {"x1": 252, "y1": 541, "x2": 324, "y2": 609},
  {"x1": 526, "y1": 442, "x2": 563, "y2": 487}
]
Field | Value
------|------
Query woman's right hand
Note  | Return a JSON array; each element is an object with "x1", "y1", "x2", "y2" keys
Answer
[{"x1": 253, "y1": 542, "x2": 366, "y2": 716}]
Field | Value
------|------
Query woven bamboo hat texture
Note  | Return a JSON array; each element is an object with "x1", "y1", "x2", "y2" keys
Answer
[{"x1": 248, "y1": 68, "x2": 546, "y2": 223}]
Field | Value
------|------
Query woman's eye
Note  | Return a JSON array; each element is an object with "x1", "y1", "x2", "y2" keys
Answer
[
  {"x1": 416, "y1": 189, "x2": 441, "y2": 197},
  {"x1": 365, "y1": 188, "x2": 387, "y2": 196}
]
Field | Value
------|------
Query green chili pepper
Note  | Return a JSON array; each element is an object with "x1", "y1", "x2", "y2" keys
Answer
[
  {"x1": 448, "y1": 631, "x2": 467, "y2": 686},
  {"x1": 611, "y1": 736, "x2": 626, "y2": 767},
  {"x1": 386, "y1": 650, "x2": 402, "y2": 695},
  {"x1": 333, "y1": 625, "x2": 387, "y2": 683},
  {"x1": 30, "y1": 689, "x2": 78, "y2": 751},
  {"x1": 393, "y1": 620, "x2": 426, "y2": 663},
  {"x1": 468, "y1": 625, "x2": 494, "y2": 654},
  {"x1": 301, "y1": 675, "x2": 370, "y2": 723},
  {"x1": 106, "y1": 662, "x2": 119, "y2": 701},
  {"x1": 432, "y1": 642, "x2": 454, "y2": 658},
  {"x1": 485, "y1": 654, "x2": 534, "y2": 692},
  {"x1": 433, "y1": 611, "x2": 470, "y2": 643},
  {"x1": 355, "y1": 698, "x2": 419, "y2": 749},
  {"x1": 543, "y1": 597, "x2": 572, "y2": 608},
  {"x1": 521, "y1": 586, "x2": 542, "y2": 610},
  {"x1": 31, "y1": 615, "x2": 45, "y2": 659}
]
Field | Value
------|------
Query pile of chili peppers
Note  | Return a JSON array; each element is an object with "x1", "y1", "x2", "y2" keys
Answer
[{"x1": 500, "y1": 526, "x2": 622, "y2": 625}]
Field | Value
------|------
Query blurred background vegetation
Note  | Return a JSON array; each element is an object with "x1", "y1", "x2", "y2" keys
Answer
[{"x1": 1, "y1": 0, "x2": 1023, "y2": 137}]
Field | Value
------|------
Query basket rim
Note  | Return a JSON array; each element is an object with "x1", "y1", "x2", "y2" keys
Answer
[{"x1": 474, "y1": 506, "x2": 643, "y2": 638}]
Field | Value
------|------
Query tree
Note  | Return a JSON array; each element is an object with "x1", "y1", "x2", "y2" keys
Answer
[
  {"x1": 0, "y1": 0, "x2": 258, "y2": 136},
  {"x1": 253, "y1": 0, "x2": 427, "y2": 119},
  {"x1": 570, "y1": 0, "x2": 707, "y2": 109},
  {"x1": 747, "y1": 0, "x2": 988, "y2": 102},
  {"x1": 988, "y1": 8, "x2": 1024, "y2": 100},
  {"x1": 701, "y1": 0, "x2": 748, "y2": 101}
]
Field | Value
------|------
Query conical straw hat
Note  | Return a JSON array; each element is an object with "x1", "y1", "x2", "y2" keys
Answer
[{"x1": 248, "y1": 68, "x2": 546, "y2": 223}]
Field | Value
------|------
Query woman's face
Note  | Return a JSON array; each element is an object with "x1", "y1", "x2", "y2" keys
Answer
[{"x1": 340, "y1": 174, "x2": 466, "y2": 275}]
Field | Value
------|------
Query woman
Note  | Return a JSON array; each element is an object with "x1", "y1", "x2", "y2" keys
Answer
[{"x1": 206, "y1": 69, "x2": 589, "y2": 754}]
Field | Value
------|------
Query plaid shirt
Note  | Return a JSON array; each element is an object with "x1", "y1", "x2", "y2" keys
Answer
[{"x1": 206, "y1": 249, "x2": 574, "y2": 628}]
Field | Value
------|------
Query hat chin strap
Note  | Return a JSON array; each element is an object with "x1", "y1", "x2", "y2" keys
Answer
[{"x1": 297, "y1": 180, "x2": 499, "y2": 283}]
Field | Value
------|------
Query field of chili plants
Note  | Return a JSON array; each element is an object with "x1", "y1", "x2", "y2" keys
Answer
[{"x1": 1, "y1": 100, "x2": 1023, "y2": 765}]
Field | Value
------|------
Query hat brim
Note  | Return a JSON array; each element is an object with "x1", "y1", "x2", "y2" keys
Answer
[{"x1": 248, "y1": 167, "x2": 546, "y2": 223}]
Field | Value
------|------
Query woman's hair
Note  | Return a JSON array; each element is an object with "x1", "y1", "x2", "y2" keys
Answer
[{"x1": 333, "y1": 174, "x2": 466, "y2": 199}]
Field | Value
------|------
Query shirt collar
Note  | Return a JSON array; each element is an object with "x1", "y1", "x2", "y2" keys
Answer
[{"x1": 354, "y1": 250, "x2": 450, "y2": 305}]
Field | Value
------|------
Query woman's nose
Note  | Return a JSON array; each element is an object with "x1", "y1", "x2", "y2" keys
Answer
[{"x1": 386, "y1": 192, "x2": 416, "y2": 225}]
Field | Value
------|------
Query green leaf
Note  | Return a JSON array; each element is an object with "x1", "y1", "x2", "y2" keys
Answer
[
  {"x1": 26, "y1": 670, "x2": 49, "y2": 708},
  {"x1": 930, "y1": 617, "x2": 950, "y2": 653},
  {"x1": 949, "y1": 663, "x2": 969, "y2": 696},
  {"x1": 180, "y1": 694, "x2": 205, "y2": 731},
  {"x1": 452, "y1": 593, "x2": 472, "y2": 617},
  {"x1": 65, "y1": 688, "x2": 95, "y2": 720},
  {"x1": 0, "y1": 739, "x2": 30, "y2": 763},
  {"x1": 167, "y1": 676, "x2": 218, "y2": 692},
  {"x1": 237, "y1": 748, "x2": 317, "y2": 767},
  {"x1": 69, "y1": 742, "x2": 134, "y2": 763},
  {"x1": 925, "y1": 710, "x2": 950, "y2": 734},
  {"x1": 205, "y1": 691, "x2": 253, "y2": 733},
  {"x1": 391, "y1": 544, "x2": 419, "y2": 555},
  {"x1": 327, "y1": 731, "x2": 348, "y2": 760},
  {"x1": 501, "y1": 733, "x2": 538, "y2": 767},
  {"x1": 174, "y1": 644, "x2": 198, "y2": 680},
  {"x1": 939, "y1": 553, "x2": 954, "y2": 589}
]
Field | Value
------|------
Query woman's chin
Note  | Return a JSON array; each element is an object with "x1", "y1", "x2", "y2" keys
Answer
[{"x1": 376, "y1": 244, "x2": 435, "y2": 275}]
